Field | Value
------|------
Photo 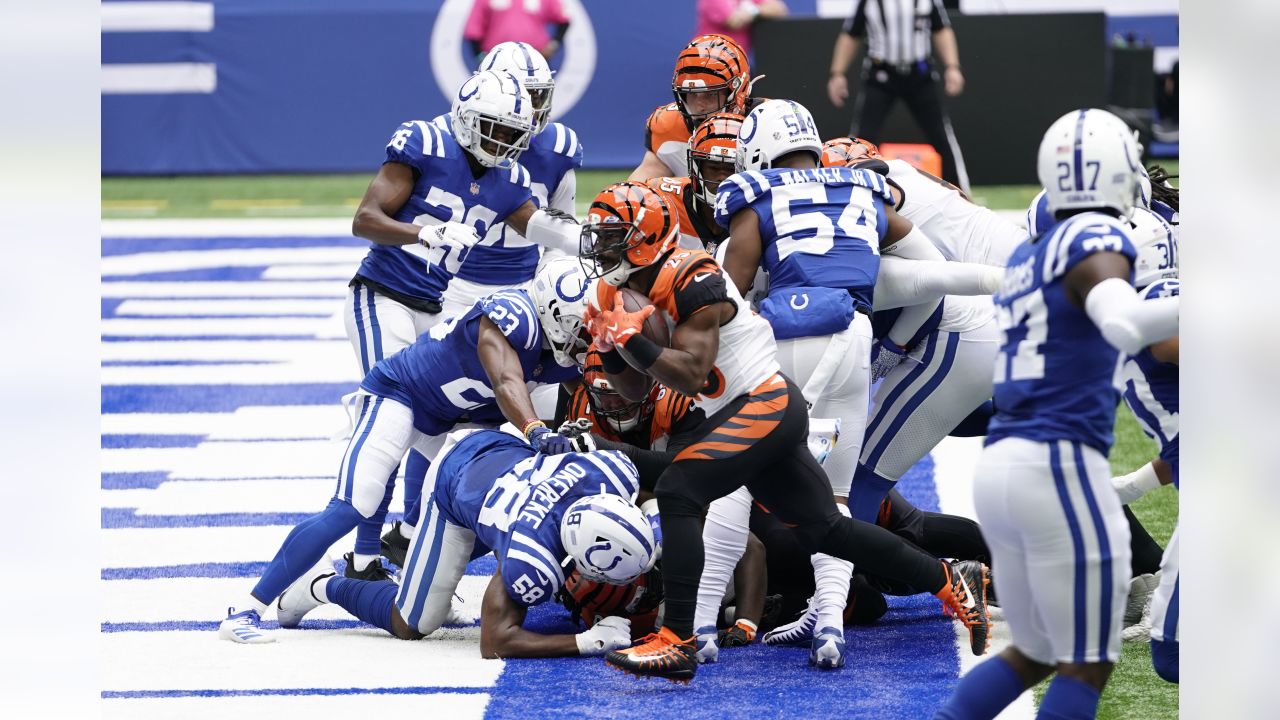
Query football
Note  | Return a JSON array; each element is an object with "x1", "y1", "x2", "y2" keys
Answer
[{"x1": 618, "y1": 287, "x2": 671, "y2": 348}]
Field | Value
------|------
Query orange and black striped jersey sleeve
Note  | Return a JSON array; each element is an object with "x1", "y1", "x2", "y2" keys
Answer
[
  {"x1": 648, "y1": 384, "x2": 697, "y2": 447},
  {"x1": 646, "y1": 248, "x2": 730, "y2": 325}
]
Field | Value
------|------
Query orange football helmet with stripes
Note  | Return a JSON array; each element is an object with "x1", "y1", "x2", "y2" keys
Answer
[
  {"x1": 671, "y1": 34, "x2": 751, "y2": 130},
  {"x1": 579, "y1": 182, "x2": 679, "y2": 286},
  {"x1": 819, "y1": 136, "x2": 882, "y2": 167},
  {"x1": 581, "y1": 352, "x2": 654, "y2": 435},
  {"x1": 688, "y1": 112, "x2": 744, "y2": 213}
]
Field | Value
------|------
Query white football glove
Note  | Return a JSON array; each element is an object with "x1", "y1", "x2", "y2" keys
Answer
[
  {"x1": 556, "y1": 418, "x2": 597, "y2": 452},
  {"x1": 418, "y1": 221, "x2": 481, "y2": 274},
  {"x1": 574, "y1": 615, "x2": 631, "y2": 656}
]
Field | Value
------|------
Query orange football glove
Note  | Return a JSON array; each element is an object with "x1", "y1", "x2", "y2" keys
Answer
[{"x1": 585, "y1": 294, "x2": 655, "y2": 352}]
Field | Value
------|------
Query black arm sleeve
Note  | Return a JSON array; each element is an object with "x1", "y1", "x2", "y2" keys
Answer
[
  {"x1": 590, "y1": 436, "x2": 674, "y2": 493},
  {"x1": 843, "y1": 1, "x2": 867, "y2": 37},
  {"x1": 930, "y1": 0, "x2": 951, "y2": 32}
]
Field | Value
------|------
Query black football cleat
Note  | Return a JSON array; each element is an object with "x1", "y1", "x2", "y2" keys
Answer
[
  {"x1": 380, "y1": 521, "x2": 411, "y2": 569},
  {"x1": 343, "y1": 551, "x2": 394, "y2": 582},
  {"x1": 606, "y1": 626, "x2": 698, "y2": 684}
]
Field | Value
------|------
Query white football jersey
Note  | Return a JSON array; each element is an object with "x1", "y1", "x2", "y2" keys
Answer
[{"x1": 886, "y1": 158, "x2": 1026, "y2": 267}]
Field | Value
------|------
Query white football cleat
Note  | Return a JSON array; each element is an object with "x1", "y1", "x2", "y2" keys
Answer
[
  {"x1": 277, "y1": 559, "x2": 336, "y2": 629},
  {"x1": 810, "y1": 626, "x2": 846, "y2": 669},
  {"x1": 219, "y1": 607, "x2": 274, "y2": 644},
  {"x1": 763, "y1": 599, "x2": 818, "y2": 646},
  {"x1": 1124, "y1": 572, "x2": 1160, "y2": 627}
]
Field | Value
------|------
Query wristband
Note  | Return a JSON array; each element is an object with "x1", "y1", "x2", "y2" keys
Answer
[
  {"x1": 521, "y1": 419, "x2": 547, "y2": 439},
  {"x1": 600, "y1": 348, "x2": 629, "y2": 375},
  {"x1": 621, "y1": 333, "x2": 663, "y2": 371}
]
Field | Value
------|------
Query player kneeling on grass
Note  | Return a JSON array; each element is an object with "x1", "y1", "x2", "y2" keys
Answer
[{"x1": 273, "y1": 428, "x2": 656, "y2": 658}]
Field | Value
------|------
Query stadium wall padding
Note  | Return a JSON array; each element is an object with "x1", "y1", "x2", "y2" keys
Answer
[{"x1": 103, "y1": 3, "x2": 1105, "y2": 182}]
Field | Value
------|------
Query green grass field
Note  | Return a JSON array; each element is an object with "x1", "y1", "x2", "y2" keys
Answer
[{"x1": 100, "y1": 168, "x2": 1179, "y2": 717}]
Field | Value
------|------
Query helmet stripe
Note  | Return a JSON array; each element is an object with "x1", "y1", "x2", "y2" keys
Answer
[
  {"x1": 517, "y1": 42, "x2": 535, "y2": 77},
  {"x1": 1072, "y1": 109, "x2": 1087, "y2": 192},
  {"x1": 580, "y1": 502, "x2": 654, "y2": 557}
]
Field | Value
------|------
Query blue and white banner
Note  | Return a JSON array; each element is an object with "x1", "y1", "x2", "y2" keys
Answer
[{"x1": 102, "y1": 0, "x2": 695, "y2": 174}]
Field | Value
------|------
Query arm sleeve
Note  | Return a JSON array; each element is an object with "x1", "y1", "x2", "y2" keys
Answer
[
  {"x1": 843, "y1": 1, "x2": 867, "y2": 37},
  {"x1": 930, "y1": 0, "x2": 951, "y2": 31},
  {"x1": 524, "y1": 207, "x2": 581, "y2": 255},
  {"x1": 589, "y1": 437, "x2": 675, "y2": 494},
  {"x1": 882, "y1": 224, "x2": 947, "y2": 261},
  {"x1": 872, "y1": 257, "x2": 1003, "y2": 310},
  {"x1": 1084, "y1": 277, "x2": 1180, "y2": 356}
]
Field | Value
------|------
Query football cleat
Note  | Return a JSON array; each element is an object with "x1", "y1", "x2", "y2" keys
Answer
[
  {"x1": 605, "y1": 626, "x2": 698, "y2": 683},
  {"x1": 937, "y1": 560, "x2": 992, "y2": 656},
  {"x1": 277, "y1": 559, "x2": 336, "y2": 629},
  {"x1": 1121, "y1": 603, "x2": 1154, "y2": 643},
  {"x1": 1124, "y1": 572, "x2": 1160, "y2": 627},
  {"x1": 718, "y1": 620, "x2": 756, "y2": 648},
  {"x1": 343, "y1": 551, "x2": 394, "y2": 582},
  {"x1": 380, "y1": 521, "x2": 411, "y2": 569},
  {"x1": 762, "y1": 598, "x2": 818, "y2": 646},
  {"x1": 694, "y1": 625, "x2": 720, "y2": 664},
  {"x1": 219, "y1": 607, "x2": 274, "y2": 644},
  {"x1": 810, "y1": 626, "x2": 846, "y2": 670}
]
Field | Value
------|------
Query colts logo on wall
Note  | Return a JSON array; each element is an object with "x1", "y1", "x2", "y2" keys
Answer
[{"x1": 430, "y1": 0, "x2": 597, "y2": 122}]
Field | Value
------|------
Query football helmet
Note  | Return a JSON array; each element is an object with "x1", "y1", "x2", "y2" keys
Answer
[
  {"x1": 735, "y1": 99, "x2": 822, "y2": 173},
  {"x1": 582, "y1": 357, "x2": 654, "y2": 434},
  {"x1": 688, "y1": 112, "x2": 744, "y2": 213},
  {"x1": 579, "y1": 182, "x2": 679, "y2": 286},
  {"x1": 671, "y1": 34, "x2": 751, "y2": 130},
  {"x1": 529, "y1": 256, "x2": 593, "y2": 368},
  {"x1": 451, "y1": 70, "x2": 534, "y2": 169},
  {"x1": 561, "y1": 493, "x2": 657, "y2": 585},
  {"x1": 1037, "y1": 108, "x2": 1142, "y2": 218},
  {"x1": 820, "y1": 136, "x2": 882, "y2": 167},
  {"x1": 478, "y1": 41, "x2": 556, "y2": 133},
  {"x1": 1128, "y1": 206, "x2": 1179, "y2": 288}
]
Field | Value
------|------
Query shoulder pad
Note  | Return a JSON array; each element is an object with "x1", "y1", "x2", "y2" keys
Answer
[
  {"x1": 713, "y1": 171, "x2": 768, "y2": 228},
  {"x1": 385, "y1": 120, "x2": 451, "y2": 166},
  {"x1": 479, "y1": 290, "x2": 541, "y2": 351},
  {"x1": 538, "y1": 122, "x2": 584, "y2": 165}
]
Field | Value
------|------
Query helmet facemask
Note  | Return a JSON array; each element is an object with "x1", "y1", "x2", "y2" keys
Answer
[
  {"x1": 464, "y1": 113, "x2": 533, "y2": 168},
  {"x1": 674, "y1": 81, "x2": 737, "y2": 128},
  {"x1": 584, "y1": 376, "x2": 653, "y2": 435},
  {"x1": 526, "y1": 82, "x2": 555, "y2": 133},
  {"x1": 689, "y1": 149, "x2": 736, "y2": 215},
  {"x1": 579, "y1": 220, "x2": 643, "y2": 287}
]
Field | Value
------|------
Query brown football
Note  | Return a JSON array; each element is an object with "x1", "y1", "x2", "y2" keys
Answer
[{"x1": 618, "y1": 288, "x2": 671, "y2": 347}]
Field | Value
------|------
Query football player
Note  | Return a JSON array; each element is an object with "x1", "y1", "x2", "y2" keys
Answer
[
  {"x1": 645, "y1": 111, "x2": 741, "y2": 252},
  {"x1": 217, "y1": 260, "x2": 591, "y2": 644},
  {"x1": 578, "y1": 181, "x2": 991, "y2": 682},
  {"x1": 707, "y1": 100, "x2": 994, "y2": 669},
  {"x1": 341, "y1": 68, "x2": 582, "y2": 579},
  {"x1": 933, "y1": 109, "x2": 1178, "y2": 720},
  {"x1": 275, "y1": 428, "x2": 654, "y2": 659},
  {"x1": 629, "y1": 34, "x2": 760, "y2": 182}
]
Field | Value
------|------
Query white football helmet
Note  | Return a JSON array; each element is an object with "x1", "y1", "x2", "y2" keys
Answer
[
  {"x1": 478, "y1": 41, "x2": 556, "y2": 133},
  {"x1": 451, "y1": 70, "x2": 534, "y2": 169},
  {"x1": 560, "y1": 493, "x2": 657, "y2": 585},
  {"x1": 530, "y1": 256, "x2": 592, "y2": 368},
  {"x1": 735, "y1": 99, "x2": 822, "y2": 173},
  {"x1": 1037, "y1": 108, "x2": 1142, "y2": 218},
  {"x1": 1129, "y1": 206, "x2": 1179, "y2": 288}
]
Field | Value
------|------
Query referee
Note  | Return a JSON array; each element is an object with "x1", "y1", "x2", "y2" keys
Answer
[{"x1": 828, "y1": 0, "x2": 969, "y2": 192}]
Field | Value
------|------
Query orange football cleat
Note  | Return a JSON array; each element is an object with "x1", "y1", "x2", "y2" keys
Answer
[
  {"x1": 605, "y1": 626, "x2": 698, "y2": 683},
  {"x1": 936, "y1": 560, "x2": 992, "y2": 656}
]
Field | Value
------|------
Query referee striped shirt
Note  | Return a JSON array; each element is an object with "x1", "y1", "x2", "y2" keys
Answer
[{"x1": 843, "y1": 0, "x2": 951, "y2": 68}]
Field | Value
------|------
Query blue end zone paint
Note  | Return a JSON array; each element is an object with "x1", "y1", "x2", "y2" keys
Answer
[
  {"x1": 104, "y1": 562, "x2": 270, "y2": 580},
  {"x1": 103, "y1": 383, "x2": 353, "y2": 412},
  {"x1": 484, "y1": 456, "x2": 960, "y2": 719},
  {"x1": 103, "y1": 472, "x2": 171, "y2": 489},
  {"x1": 102, "y1": 235, "x2": 368, "y2": 256},
  {"x1": 103, "y1": 434, "x2": 207, "y2": 449},
  {"x1": 103, "y1": 298, "x2": 128, "y2": 317},
  {"x1": 102, "y1": 509, "x2": 405, "y2": 529},
  {"x1": 102, "y1": 687, "x2": 488, "y2": 700}
]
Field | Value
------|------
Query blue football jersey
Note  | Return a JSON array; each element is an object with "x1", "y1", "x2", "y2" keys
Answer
[
  {"x1": 353, "y1": 118, "x2": 534, "y2": 302},
  {"x1": 987, "y1": 213, "x2": 1138, "y2": 454},
  {"x1": 360, "y1": 289, "x2": 577, "y2": 435},
  {"x1": 1118, "y1": 279, "x2": 1179, "y2": 464},
  {"x1": 715, "y1": 166, "x2": 891, "y2": 312},
  {"x1": 430, "y1": 430, "x2": 641, "y2": 607},
  {"x1": 455, "y1": 120, "x2": 583, "y2": 285}
]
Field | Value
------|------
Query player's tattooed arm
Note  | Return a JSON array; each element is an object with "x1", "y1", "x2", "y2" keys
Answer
[
  {"x1": 724, "y1": 209, "x2": 764, "y2": 296},
  {"x1": 479, "y1": 571, "x2": 579, "y2": 658},
  {"x1": 351, "y1": 162, "x2": 423, "y2": 246},
  {"x1": 477, "y1": 317, "x2": 541, "y2": 426},
  {"x1": 628, "y1": 151, "x2": 672, "y2": 182}
]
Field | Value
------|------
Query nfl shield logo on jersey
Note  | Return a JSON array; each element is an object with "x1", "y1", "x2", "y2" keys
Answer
[{"x1": 470, "y1": 182, "x2": 481, "y2": 195}]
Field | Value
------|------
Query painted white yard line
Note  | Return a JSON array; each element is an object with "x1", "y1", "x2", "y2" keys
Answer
[
  {"x1": 102, "y1": 281, "x2": 347, "y2": 299},
  {"x1": 102, "y1": 439, "x2": 344, "y2": 478},
  {"x1": 103, "y1": 218, "x2": 355, "y2": 238},
  {"x1": 113, "y1": 299, "x2": 341, "y2": 316},
  {"x1": 102, "y1": 247, "x2": 363, "y2": 276},
  {"x1": 102, "y1": 405, "x2": 352, "y2": 440},
  {"x1": 103, "y1": 694, "x2": 490, "y2": 720}
]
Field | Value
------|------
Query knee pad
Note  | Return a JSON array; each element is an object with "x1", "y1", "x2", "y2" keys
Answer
[{"x1": 1151, "y1": 638, "x2": 1179, "y2": 684}]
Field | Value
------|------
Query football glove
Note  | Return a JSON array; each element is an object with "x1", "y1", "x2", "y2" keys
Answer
[
  {"x1": 527, "y1": 425, "x2": 573, "y2": 455},
  {"x1": 584, "y1": 294, "x2": 655, "y2": 350},
  {"x1": 575, "y1": 615, "x2": 632, "y2": 656},
  {"x1": 418, "y1": 221, "x2": 480, "y2": 274}
]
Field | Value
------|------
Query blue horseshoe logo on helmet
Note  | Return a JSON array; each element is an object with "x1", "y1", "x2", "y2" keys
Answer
[
  {"x1": 555, "y1": 269, "x2": 588, "y2": 302},
  {"x1": 585, "y1": 541, "x2": 622, "y2": 572}
]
